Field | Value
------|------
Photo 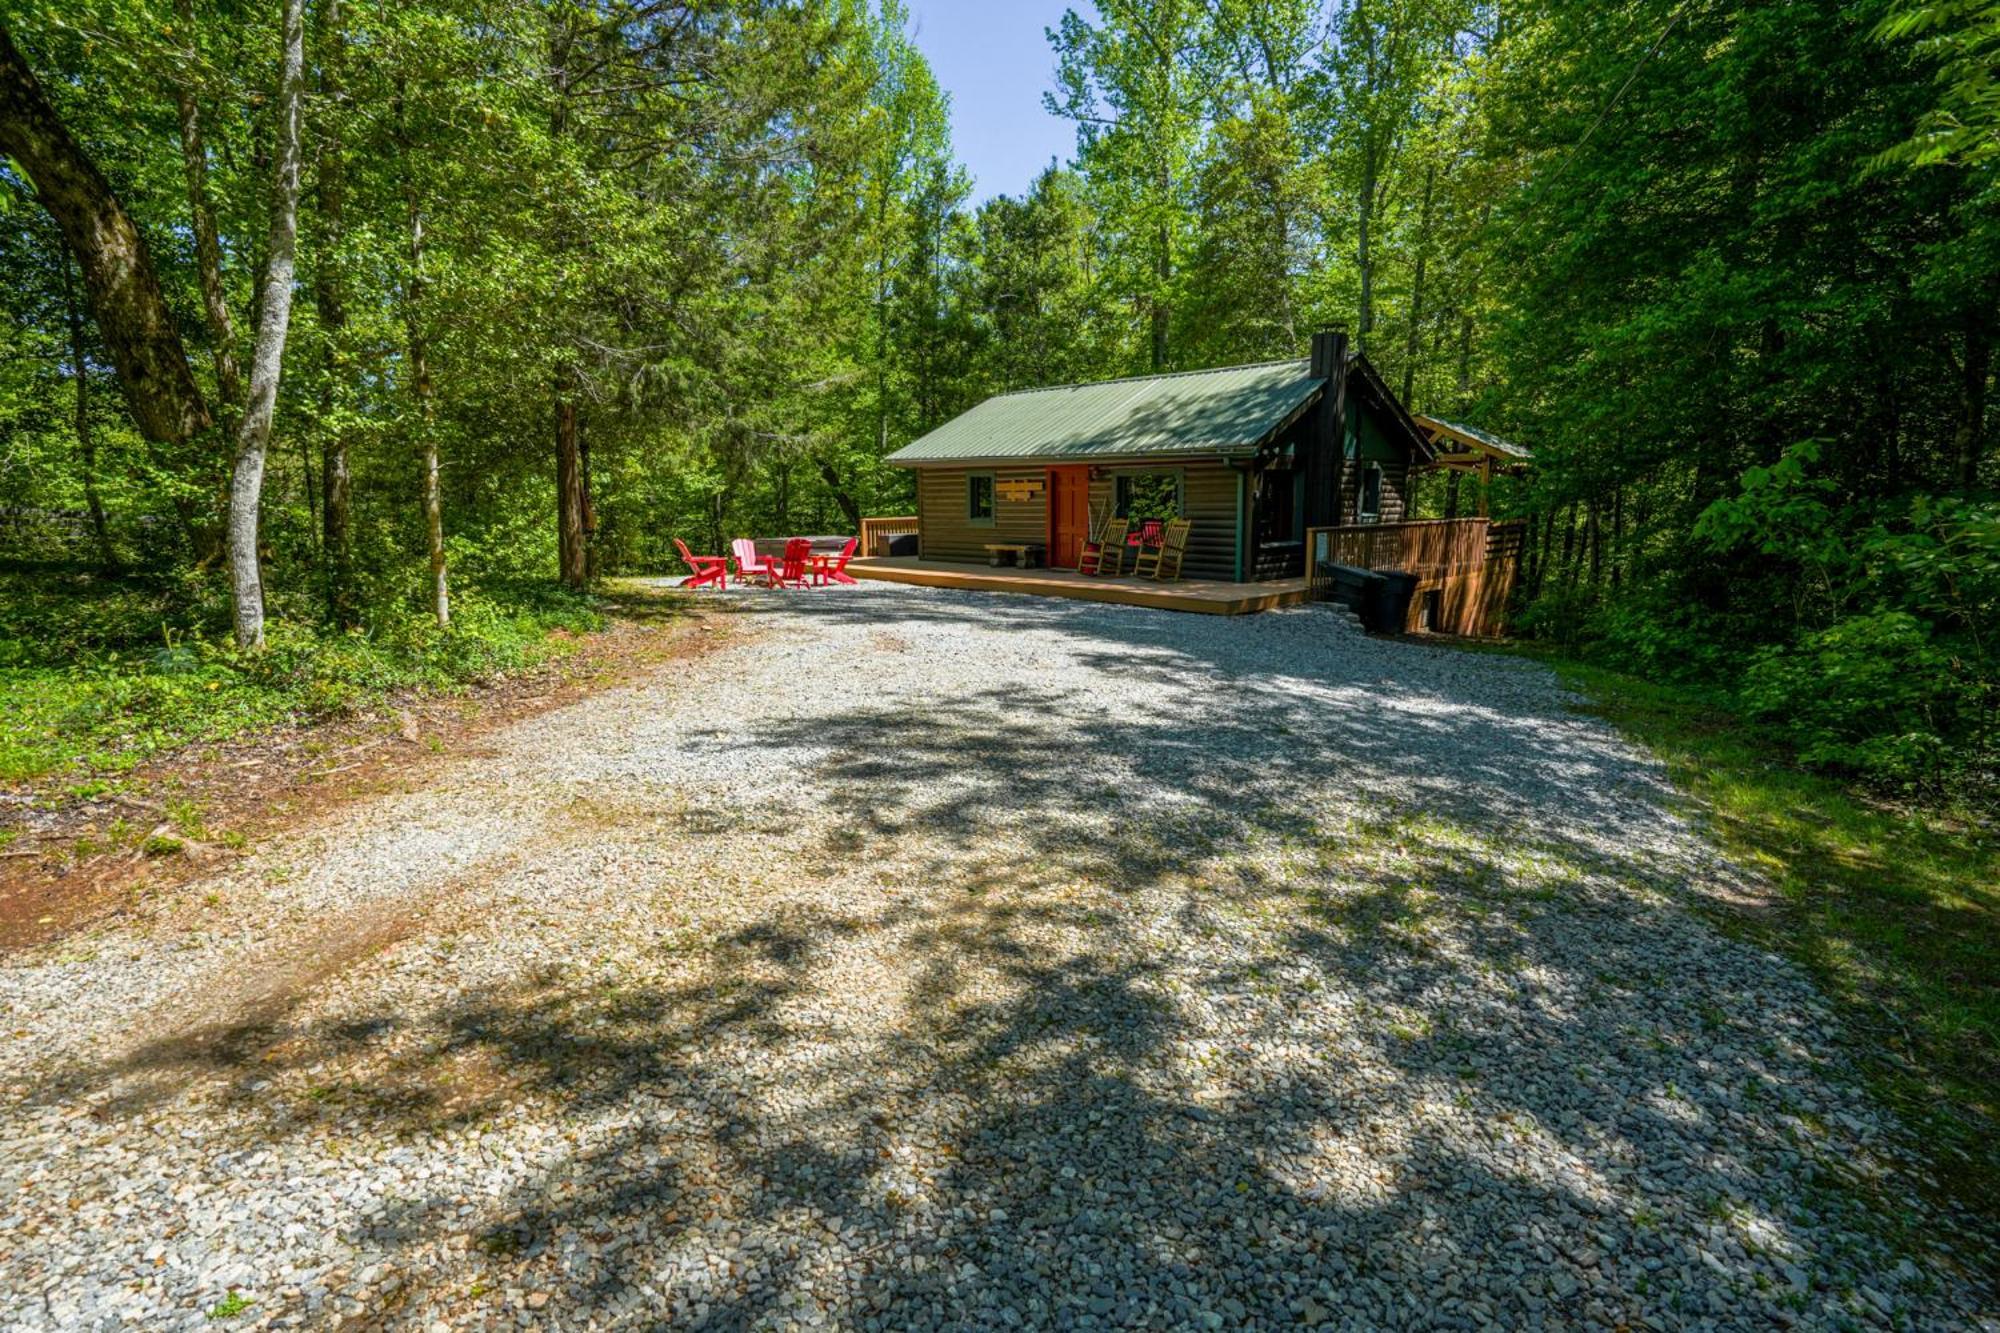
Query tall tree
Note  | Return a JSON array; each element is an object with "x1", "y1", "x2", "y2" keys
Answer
[
  {"x1": 0, "y1": 23, "x2": 211, "y2": 448},
  {"x1": 1050, "y1": 0, "x2": 1213, "y2": 371},
  {"x1": 544, "y1": 0, "x2": 591, "y2": 590},
  {"x1": 1318, "y1": 0, "x2": 1472, "y2": 352},
  {"x1": 312, "y1": 0, "x2": 358, "y2": 625},
  {"x1": 226, "y1": 0, "x2": 306, "y2": 649},
  {"x1": 972, "y1": 168, "x2": 1123, "y2": 391}
]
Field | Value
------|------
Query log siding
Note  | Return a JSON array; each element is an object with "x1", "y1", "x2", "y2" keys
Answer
[
  {"x1": 1087, "y1": 460, "x2": 1240, "y2": 582},
  {"x1": 913, "y1": 459, "x2": 1244, "y2": 581},
  {"x1": 916, "y1": 465, "x2": 1048, "y2": 562}
]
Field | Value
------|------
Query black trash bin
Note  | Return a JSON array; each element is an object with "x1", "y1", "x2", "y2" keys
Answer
[
  {"x1": 1319, "y1": 562, "x2": 1374, "y2": 607},
  {"x1": 1367, "y1": 570, "x2": 1419, "y2": 634}
]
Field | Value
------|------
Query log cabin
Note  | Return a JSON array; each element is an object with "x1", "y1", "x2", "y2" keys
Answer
[{"x1": 882, "y1": 330, "x2": 1435, "y2": 583}]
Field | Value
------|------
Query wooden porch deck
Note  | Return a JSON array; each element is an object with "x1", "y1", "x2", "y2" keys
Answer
[{"x1": 849, "y1": 557, "x2": 1310, "y2": 616}]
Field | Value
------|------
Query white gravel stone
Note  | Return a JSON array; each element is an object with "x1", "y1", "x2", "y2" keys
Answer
[{"x1": 0, "y1": 582, "x2": 1992, "y2": 1331}]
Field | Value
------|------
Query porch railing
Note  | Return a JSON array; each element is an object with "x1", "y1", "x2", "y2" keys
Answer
[
  {"x1": 1304, "y1": 517, "x2": 1525, "y2": 636},
  {"x1": 857, "y1": 514, "x2": 919, "y2": 557}
]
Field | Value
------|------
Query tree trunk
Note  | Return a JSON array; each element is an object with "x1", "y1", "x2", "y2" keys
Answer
[
  {"x1": 1400, "y1": 162, "x2": 1436, "y2": 407},
  {"x1": 547, "y1": 12, "x2": 590, "y2": 590},
  {"x1": 227, "y1": 0, "x2": 307, "y2": 650},
  {"x1": 0, "y1": 24, "x2": 209, "y2": 445},
  {"x1": 1586, "y1": 495, "x2": 1604, "y2": 586},
  {"x1": 1534, "y1": 501, "x2": 1555, "y2": 595},
  {"x1": 555, "y1": 379, "x2": 588, "y2": 588},
  {"x1": 315, "y1": 0, "x2": 356, "y2": 626},
  {"x1": 61, "y1": 251, "x2": 116, "y2": 570},
  {"x1": 1559, "y1": 500, "x2": 1580, "y2": 590},
  {"x1": 1955, "y1": 323, "x2": 1990, "y2": 491},
  {"x1": 398, "y1": 81, "x2": 447, "y2": 627},
  {"x1": 1610, "y1": 485, "x2": 1625, "y2": 588},
  {"x1": 814, "y1": 456, "x2": 863, "y2": 530},
  {"x1": 409, "y1": 205, "x2": 447, "y2": 628},
  {"x1": 1444, "y1": 470, "x2": 1460, "y2": 520}
]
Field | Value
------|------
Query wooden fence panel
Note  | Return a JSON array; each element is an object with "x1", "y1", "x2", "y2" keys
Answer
[
  {"x1": 1305, "y1": 518, "x2": 1523, "y2": 636},
  {"x1": 858, "y1": 515, "x2": 920, "y2": 557}
]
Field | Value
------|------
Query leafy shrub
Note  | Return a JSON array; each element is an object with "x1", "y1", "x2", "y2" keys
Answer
[
  {"x1": 0, "y1": 567, "x2": 607, "y2": 784},
  {"x1": 1519, "y1": 570, "x2": 1747, "y2": 684},
  {"x1": 1515, "y1": 581, "x2": 1597, "y2": 649},
  {"x1": 1581, "y1": 584, "x2": 1745, "y2": 683},
  {"x1": 1684, "y1": 453, "x2": 1999, "y2": 795},
  {"x1": 1740, "y1": 611, "x2": 1990, "y2": 787}
]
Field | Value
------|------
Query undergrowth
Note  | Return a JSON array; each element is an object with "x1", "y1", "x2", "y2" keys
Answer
[
  {"x1": 1525, "y1": 647, "x2": 2000, "y2": 1236},
  {"x1": 0, "y1": 564, "x2": 604, "y2": 784}
]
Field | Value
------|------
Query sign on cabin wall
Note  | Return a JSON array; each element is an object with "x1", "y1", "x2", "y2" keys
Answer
[{"x1": 996, "y1": 478, "x2": 1045, "y2": 503}]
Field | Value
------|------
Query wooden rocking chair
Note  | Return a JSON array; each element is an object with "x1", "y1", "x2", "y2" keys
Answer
[
  {"x1": 1132, "y1": 517, "x2": 1191, "y2": 581},
  {"x1": 1080, "y1": 517, "x2": 1129, "y2": 576}
]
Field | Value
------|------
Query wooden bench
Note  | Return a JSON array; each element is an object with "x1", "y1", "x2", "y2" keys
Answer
[{"x1": 983, "y1": 543, "x2": 1046, "y2": 568}]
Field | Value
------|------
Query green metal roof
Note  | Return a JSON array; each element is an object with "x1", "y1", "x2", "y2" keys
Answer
[{"x1": 886, "y1": 359, "x2": 1325, "y2": 465}]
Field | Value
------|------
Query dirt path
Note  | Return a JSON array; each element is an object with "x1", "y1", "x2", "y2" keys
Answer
[
  {"x1": 0, "y1": 591, "x2": 733, "y2": 953},
  {"x1": 0, "y1": 583, "x2": 1990, "y2": 1331}
]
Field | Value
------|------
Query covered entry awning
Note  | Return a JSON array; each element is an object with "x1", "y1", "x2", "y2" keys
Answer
[{"x1": 1412, "y1": 414, "x2": 1531, "y2": 474}]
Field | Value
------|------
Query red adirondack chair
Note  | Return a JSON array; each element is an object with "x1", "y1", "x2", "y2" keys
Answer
[
  {"x1": 820, "y1": 537, "x2": 859, "y2": 585},
  {"x1": 731, "y1": 538, "x2": 778, "y2": 587},
  {"x1": 674, "y1": 537, "x2": 727, "y2": 590},
  {"x1": 772, "y1": 537, "x2": 813, "y2": 589}
]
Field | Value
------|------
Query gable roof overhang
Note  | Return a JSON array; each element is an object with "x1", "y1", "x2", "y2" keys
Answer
[{"x1": 1347, "y1": 353, "x2": 1439, "y2": 464}]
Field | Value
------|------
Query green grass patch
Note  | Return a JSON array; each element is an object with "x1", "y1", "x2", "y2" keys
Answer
[
  {"x1": 0, "y1": 565, "x2": 611, "y2": 785},
  {"x1": 1533, "y1": 651, "x2": 1999, "y2": 1221},
  {"x1": 205, "y1": 1291, "x2": 254, "y2": 1320}
]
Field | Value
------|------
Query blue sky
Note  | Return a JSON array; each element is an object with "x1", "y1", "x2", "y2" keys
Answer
[{"x1": 905, "y1": 2, "x2": 1088, "y2": 203}]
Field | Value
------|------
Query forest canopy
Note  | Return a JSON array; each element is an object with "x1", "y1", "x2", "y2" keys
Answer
[{"x1": 0, "y1": 0, "x2": 1995, "y2": 796}]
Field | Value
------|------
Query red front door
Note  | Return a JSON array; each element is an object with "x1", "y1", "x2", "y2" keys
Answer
[{"x1": 1047, "y1": 466, "x2": 1091, "y2": 568}]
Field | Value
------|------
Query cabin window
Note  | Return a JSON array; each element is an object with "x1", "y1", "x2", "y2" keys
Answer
[
  {"x1": 1114, "y1": 471, "x2": 1183, "y2": 523},
  {"x1": 967, "y1": 472, "x2": 995, "y2": 525},
  {"x1": 1358, "y1": 464, "x2": 1383, "y2": 522}
]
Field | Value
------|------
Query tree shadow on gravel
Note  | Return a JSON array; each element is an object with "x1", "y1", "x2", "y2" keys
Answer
[{"x1": 12, "y1": 585, "x2": 1990, "y2": 1329}]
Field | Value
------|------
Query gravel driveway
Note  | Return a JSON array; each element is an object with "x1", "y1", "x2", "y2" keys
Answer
[{"x1": 0, "y1": 583, "x2": 1990, "y2": 1331}]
